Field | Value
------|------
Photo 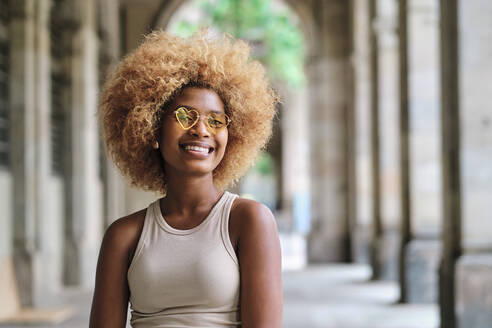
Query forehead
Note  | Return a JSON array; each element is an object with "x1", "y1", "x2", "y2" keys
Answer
[{"x1": 171, "y1": 87, "x2": 225, "y2": 113}]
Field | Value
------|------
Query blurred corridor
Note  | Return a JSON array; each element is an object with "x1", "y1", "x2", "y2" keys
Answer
[
  {"x1": 0, "y1": 0, "x2": 491, "y2": 327},
  {"x1": 0, "y1": 262, "x2": 440, "y2": 328}
]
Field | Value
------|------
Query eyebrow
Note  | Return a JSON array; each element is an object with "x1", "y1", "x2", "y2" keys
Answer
[{"x1": 176, "y1": 104, "x2": 224, "y2": 115}]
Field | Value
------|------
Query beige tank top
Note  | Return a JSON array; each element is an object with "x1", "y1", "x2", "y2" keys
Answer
[{"x1": 127, "y1": 191, "x2": 241, "y2": 327}]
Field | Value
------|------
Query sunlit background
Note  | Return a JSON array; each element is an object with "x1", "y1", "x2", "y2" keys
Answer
[{"x1": 0, "y1": 0, "x2": 491, "y2": 327}]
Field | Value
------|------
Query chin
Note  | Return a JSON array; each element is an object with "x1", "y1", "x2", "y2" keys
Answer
[{"x1": 178, "y1": 161, "x2": 218, "y2": 176}]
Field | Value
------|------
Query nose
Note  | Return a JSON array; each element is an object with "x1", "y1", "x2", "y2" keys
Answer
[{"x1": 188, "y1": 116, "x2": 211, "y2": 138}]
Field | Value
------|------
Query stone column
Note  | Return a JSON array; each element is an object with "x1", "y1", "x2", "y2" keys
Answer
[
  {"x1": 63, "y1": 0, "x2": 103, "y2": 288},
  {"x1": 307, "y1": 0, "x2": 352, "y2": 263},
  {"x1": 397, "y1": 0, "x2": 410, "y2": 302},
  {"x1": 50, "y1": 0, "x2": 75, "y2": 294},
  {"x1": 278, "y1": 85, "x2": 310, "y2": 234},
  {"x1": 9, "y1": 0, "x2": 38, "y2": 306},
  {"x1": 32, "y1": 0, "x2": 54, "y2": 298},
  {"x1": 454, "y1": 1, "x2": 492, "y2": 327},
  {"x1": 0, "y1": 0, "x2": 12, "y2": 261},
  {"x1": 373, "y1": 0, "x2": 401, "y2": 281},
  {"x1": 9, "y1": 0, "x2": 57, "y2": 305},
  {"x1": 403, "y1": 0, "x2": 442, "y2": 304},
  {"x1": 352, "y1": 0, "x2": 373, "y2": 265},
  {"x1": 277, "y1": 85, "x2": 310, "y2": 269},
  {"x1": 369, "y1": 0, "x2": 382, "y2": 278},
  {"x1": 439, "y1": 0, "x2": 461, "y2": 327},
  {"x1": 98, "y1": 0, "x2": 124, "y2": 227}
]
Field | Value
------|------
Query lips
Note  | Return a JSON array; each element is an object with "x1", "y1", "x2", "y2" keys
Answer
[{"x1": 179, "y1": 141, "x2": 214, "y2": 154}]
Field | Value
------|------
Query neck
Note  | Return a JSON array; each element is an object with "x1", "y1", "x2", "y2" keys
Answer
[{"x1": 163, "y1": 172, "x2": 222, "y2": 212}]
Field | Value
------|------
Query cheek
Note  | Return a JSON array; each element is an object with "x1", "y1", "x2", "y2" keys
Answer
[
  {"x1": 159, "y1": 126, "x2": 180, "y2": 158},
  {"x1": 213, "y1": 132, "x2": 228, "y2": 165},
  {"x1": 160, "y1": 122, "x2": 181, "y2": 143},
  {"x1": 216, "y1": 131, "x2": 228, "y2": 153}
]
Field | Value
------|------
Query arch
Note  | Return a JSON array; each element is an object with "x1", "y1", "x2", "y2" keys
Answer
[
  {"x1": 149, "y1": 0, "x2": 184, "y2": 32},
  {"x1": 149, "y1": 0, "x2": 316, "y2": 55}
]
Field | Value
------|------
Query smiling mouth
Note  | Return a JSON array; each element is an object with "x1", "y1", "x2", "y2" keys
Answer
[{"x1": 180, "y1": 144, "x2": 214, "y2": 154}]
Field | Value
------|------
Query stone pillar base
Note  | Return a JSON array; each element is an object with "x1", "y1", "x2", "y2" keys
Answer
[
  {"x1": 307, "y1": 232, "x2": 350, "y2": 263},
  {"x1": 63, "y1": 242, "x2": 99, "y2": 288},
  {"x1": 375, "y1": 229, "x2": 400, "y2": 281},
  {"x1": 404, "y1": 239, "x2": 441, "y2": 303},
  {"x1": 456, "y1": 254, "x2": 492, "y2": 328},
  {"x1": 352, "y1": 225, "x2": 371, "y2": 264}
]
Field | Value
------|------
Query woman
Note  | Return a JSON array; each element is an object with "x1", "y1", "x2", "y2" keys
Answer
[{"x1": 89, "y1": 30, "x2": 282, "y2": 328}]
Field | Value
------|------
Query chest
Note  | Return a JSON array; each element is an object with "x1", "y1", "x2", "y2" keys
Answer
[
  {"x1": 128, "y1": 235, "x2": 240, "y2": 313},
  {"x1": 161, "y1": 203, "x2": 242, "y2": 259}
]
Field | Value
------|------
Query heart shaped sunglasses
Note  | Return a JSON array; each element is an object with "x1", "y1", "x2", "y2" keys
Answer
[{"x1": 173, "y1": 106, "x2": 231, "y2": 133}]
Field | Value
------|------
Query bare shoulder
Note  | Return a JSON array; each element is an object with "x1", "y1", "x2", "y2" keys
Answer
[
  {"x1": 90, "y1": 208, "x2": 147, "y2": 327},
  {"x1": 230, "y1": 197, "x2": 278, "y2": 244},
  {"x1": 231, "y1": 197, "x2": 275, "y2": 220},
  {"x1": 101, "y1": 208, "x2": 147, "y2": 260},
  {"x1": 230, "y1": 198, "x2": 283, "y2": 326}
]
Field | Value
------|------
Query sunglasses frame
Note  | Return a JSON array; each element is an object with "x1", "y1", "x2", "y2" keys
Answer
[{"x1": 173, "y1": 106, "x2": 231, "y2": 132}]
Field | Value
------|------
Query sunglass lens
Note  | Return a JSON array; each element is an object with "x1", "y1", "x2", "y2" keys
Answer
[
  {"x1": 207, "y1": 114, "x2": 227, "y2": 129},
  {"x1": 176, "y1": 107, "x2": 197, "y2": 128}
]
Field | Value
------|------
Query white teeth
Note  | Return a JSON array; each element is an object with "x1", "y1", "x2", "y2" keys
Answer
[{"x1": 184, "y1": 145, "x2": 209, "y2": 153}]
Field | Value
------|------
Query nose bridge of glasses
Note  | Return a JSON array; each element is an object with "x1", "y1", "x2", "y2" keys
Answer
[{"x1": 195, "y1": 115, "x2": 210, "y2": 130}]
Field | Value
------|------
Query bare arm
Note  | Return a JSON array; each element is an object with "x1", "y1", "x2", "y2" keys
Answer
[
  {"x1": 89, "y1": 211, "x2": 145, "y2": 328},
  {"x1": 235, "y1": 200, "x2": 283, "y2": 328}
]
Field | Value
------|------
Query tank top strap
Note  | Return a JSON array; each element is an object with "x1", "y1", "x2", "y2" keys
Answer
[
  {"x1": 127, "y1": 203, "x2": 155, "y2": 278},
  {"x1": 219, "y1": 192, "x2": 239, "y2": 266}
]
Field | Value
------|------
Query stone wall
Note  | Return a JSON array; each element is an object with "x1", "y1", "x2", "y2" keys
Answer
[
  {"x1": 455, "y1": 0, "x2": 492, "y2": 326},
  {"x1": 306, "y1": 0, "x2": 352, "y2": 263},
  {"x1": 1, "y1": 0, "x2": 113, "y2": 306},
  {"x1": 458, "y1": 0, "x2": 492, "y2": 252}
]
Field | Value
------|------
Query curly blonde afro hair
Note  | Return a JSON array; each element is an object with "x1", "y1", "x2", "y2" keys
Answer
[{"x1": 99, "y1": 30, "x2": 278, "y2": 194}]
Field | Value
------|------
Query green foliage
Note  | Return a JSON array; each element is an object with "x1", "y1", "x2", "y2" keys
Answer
[
  {"x1": 255, "y1": 152, "x2": 275, "y2": 176},
  {"x1": 170, "y1": 0, "x2": 305, "y2": 87}
]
